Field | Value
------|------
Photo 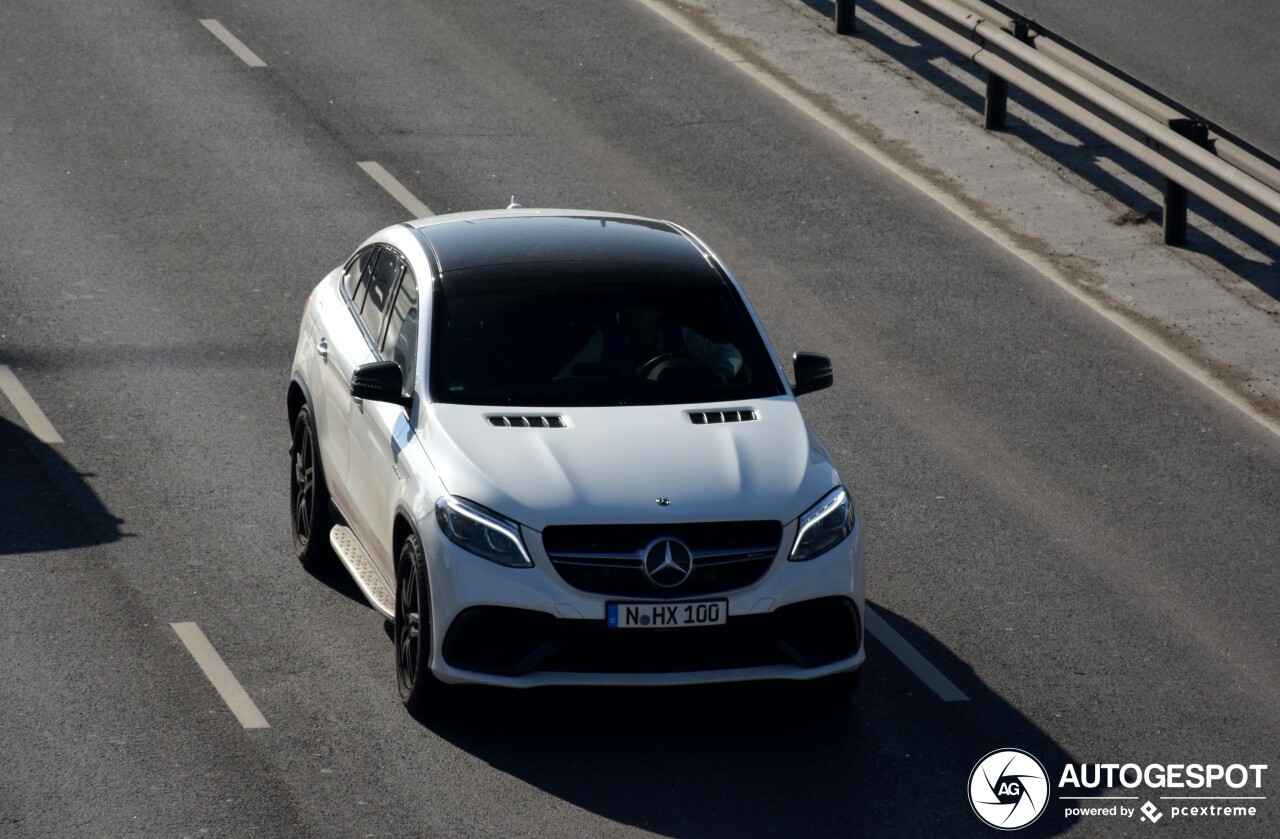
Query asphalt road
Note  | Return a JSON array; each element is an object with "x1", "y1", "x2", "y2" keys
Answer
[{"x1": 1, "y1": 0, "x2": 1277, "y2": 837}]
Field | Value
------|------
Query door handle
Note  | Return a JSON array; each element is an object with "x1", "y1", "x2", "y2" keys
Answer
[{"x1": 316, "y1": 337, "x2": 329, "y2": 358}]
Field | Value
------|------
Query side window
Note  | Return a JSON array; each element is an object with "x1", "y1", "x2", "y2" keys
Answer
[
  {"x1": 343, "y1": 248, "x2": 376, "y2": 307},
  {"x1": 380, "y1": 269, "x2": 419, "y2": 394},
  {"x1": 360, "y1": 249, "x2": 403, "y2": 343}
]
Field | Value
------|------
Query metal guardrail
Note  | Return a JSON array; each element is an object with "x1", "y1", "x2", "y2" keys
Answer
[{"x1": 833, "y1": 0, "x2": 1280, "y2": 248}]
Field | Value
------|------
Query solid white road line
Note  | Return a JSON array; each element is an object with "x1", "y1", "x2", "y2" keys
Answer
[
  {"x1": 358, "y1": 161, "x2": 434, "y2": 219},
  {"x1": 865, "y1": 605, "x2": 970, "y2": 702},
  {"x1": 199, "y1": 19, "x2": 267, "y2": 68},
  {"x1": 0, "y1": 365, "x2": 64, "y2": 444},
  {"x1": 632, "y1": 0, "x2": 1280, "y2": 443},
  {"x1": 171, "y1": 622, "x2": 270, "y2": 729}
]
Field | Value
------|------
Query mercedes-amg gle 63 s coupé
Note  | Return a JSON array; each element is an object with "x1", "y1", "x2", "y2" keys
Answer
[{"x1": 287, "y1": 208, "x2": 864, "y2": 716}]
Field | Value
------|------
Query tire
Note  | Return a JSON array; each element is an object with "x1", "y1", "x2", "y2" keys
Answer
[
  {"x1": 290, "y1": 403, "x2": 335, "y2": 572},
  {"x1": 395, "y1": 533, "x2": 455, "y2": 718}
]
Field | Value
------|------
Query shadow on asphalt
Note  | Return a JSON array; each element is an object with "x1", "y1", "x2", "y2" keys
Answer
[
  {"x1": 417, "y1": 600, "x2": 1079, "y2": 838},
  {"x1": 303, "y1": 551, "x2": 370, "y2": 609},
  {"x1": 0, "y1": 415, "x2": 125, "y2": 554},
  {"x1": 799, "y1": 0, "x2": 1280, "y2": 298}
]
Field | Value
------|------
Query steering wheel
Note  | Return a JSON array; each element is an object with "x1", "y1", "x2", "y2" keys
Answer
[
  {"x1": 637, "y1": 352, "x2": 694, "y2": 380},
  {"x1": 637, "y1": 352, "x2": 725, "y2": 387}
]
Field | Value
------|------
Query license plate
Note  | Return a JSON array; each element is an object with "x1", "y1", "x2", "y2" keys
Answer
[{"x1": 606, "y1": 599, "x2": 727, "y2": 629}]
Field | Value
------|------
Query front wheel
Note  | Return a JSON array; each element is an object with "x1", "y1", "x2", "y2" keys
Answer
[{"x1": 395, "y1": 533, "x2": 455, "y2": 718}]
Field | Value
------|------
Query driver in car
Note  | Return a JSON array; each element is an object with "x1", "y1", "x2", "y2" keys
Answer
[{"x1": 562, "y1": 304, "x2": 743, "y2": 382}]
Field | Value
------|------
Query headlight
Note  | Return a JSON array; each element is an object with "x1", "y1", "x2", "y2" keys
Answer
[
  {"x1": 789, "y1": 488, "x2": 854, "y2": 562},
  {"x1": 434, "y1": 495, "x2": 533, "y2": 568}
]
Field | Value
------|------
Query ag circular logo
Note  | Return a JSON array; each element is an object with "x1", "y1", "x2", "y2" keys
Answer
[{"x1": 968, "y1": 749, "x2": 1050, "y2": 830}]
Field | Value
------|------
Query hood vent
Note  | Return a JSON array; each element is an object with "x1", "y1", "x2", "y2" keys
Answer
[
  {"x1": 687, "y1": 409, "x2": 758, "y2": 425},
  {"x1": 487, "y1": 415, "x2": 566, "y2": 428}
]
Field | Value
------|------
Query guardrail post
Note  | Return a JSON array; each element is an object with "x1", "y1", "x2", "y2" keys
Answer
[
  {"x1": 1163, "y1": 119, "x2": 1212, "y2": 245},
  {"x1": 984, "y1": 74, "x2": 1009, "y2": 129},
  {"x1": 984, "y1": 20, "x2": 1030, "y2": 130},
  {"x1": 835, "y1": 0, "x2": 855, "y2": 35}
]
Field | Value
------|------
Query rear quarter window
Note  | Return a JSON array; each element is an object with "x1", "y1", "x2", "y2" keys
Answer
[
  {"x1": 360, "y1": 249, "x2": 403, "y2": 343},
  {"x1": 344, "y1": 248, "x2": 376, "y2": 309}
]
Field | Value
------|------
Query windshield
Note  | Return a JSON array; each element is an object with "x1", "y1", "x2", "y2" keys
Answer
[{"x1": 430, "y1": 276, "x2": 786, "y2": 407}]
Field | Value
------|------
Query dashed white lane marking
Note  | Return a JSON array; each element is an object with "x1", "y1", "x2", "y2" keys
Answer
[
  {"x1": 632, "y1": 0, "x2": 1280, "y2": 443},
  {"x1": 171, "y1": 622, "x2": 270, "y2": 729},
  {"x1": 865, "y1": 605, "x2": 970, "y2": 702},
  {"x1": 0, "y1": 365, "x2": 64, "y2": 444},
  {"x1": 358, "y1": 161, "x2": 434, "y2": 219},
  {"x1": 199, "y1": 19, "x2": 267, "y2": 68}
]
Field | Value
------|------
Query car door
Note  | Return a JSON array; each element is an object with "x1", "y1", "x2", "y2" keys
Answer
[
  {"x1": 313, "y1": 247, "x2": 378, "y2": 489},
  {"x1": 346, "y1": 250, "x2": 418, "y2": 571}
]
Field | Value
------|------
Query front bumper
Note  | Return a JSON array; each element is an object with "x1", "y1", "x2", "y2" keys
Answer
[{"x1": 419, "y1": 514, "x2": 865, "y2": 688}]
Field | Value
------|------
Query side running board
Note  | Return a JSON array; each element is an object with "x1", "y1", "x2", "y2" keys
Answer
[{"x1": 329, "y1": 525, "x2": 396, "y2": 619}]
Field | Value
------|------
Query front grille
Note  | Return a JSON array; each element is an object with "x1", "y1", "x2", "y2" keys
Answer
[
  {"x1": 542, "y1": 521, "x2": 782, "y2": 598},
  {"x1": 442, "y1": 597, "x2": 860, "y2": 676}
]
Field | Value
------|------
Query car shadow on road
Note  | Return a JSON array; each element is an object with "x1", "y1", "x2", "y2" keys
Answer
[
  {"x1": 420, "y1": 600, "x2": 1079, "y2": 838},
  {"x1": 302, "y1": 551, "x2": 370, "y2": 609},
  {"x1": 0, "y1": 415, "x2": 125, "y2": 554}
]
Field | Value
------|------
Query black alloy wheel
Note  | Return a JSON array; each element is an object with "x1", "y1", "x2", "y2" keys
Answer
[
  {"x1": 290, "y1": 404, "x2": 334, "y2": 571},
  {"x1": 395, "y1": 533, "x2": 453, "y2": 717}
]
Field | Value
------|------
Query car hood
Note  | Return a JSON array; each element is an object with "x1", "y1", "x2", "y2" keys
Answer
[{"x1": 420, "y1": 397, "x2": 841, "y2": 531}]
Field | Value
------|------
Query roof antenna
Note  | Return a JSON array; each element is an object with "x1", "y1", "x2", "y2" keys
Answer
[{"x1": 507, "y1": 196, "x2": 525, "y2": 210}]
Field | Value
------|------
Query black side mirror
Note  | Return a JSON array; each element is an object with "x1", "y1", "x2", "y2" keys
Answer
[
  {"x1": 791, "y1": 352, "x2": 833, "y2": 396},
  {"x1": 351, "y1": 360, "x2": 412, "y2": 408}
]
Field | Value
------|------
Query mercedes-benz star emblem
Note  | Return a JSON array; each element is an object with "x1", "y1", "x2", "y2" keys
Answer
[{"x1": 642, "y1": 539, "x2": 694, "y2": 587}]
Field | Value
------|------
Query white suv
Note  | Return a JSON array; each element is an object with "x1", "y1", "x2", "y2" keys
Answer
[{"x1": 287, "y1": 209, "x2": 865, "y2": 716}]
